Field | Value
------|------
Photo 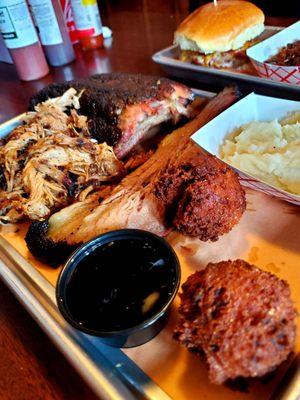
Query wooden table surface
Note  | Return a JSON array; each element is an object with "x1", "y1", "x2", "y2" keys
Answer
[{"x1": 0, "y1": 1, "x2": 297, "y2": 399}]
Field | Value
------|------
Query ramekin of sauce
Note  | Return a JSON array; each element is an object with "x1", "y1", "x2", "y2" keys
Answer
[{"x1": 56, "y1": 229, "x2": 180, "y2": 347}]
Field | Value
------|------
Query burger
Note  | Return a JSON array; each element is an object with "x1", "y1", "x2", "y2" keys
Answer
[{"x1": 174, "y1": 0, "x2": 265, "y2": 71}]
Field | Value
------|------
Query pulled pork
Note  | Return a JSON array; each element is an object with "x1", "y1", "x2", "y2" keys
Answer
[{"x1": 0, "y1": 89, "x2": 123, "y2": 223}]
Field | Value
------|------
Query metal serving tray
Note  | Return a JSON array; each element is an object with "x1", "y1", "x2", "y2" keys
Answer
[
  {"x1": 0, "y1": 90, "x2": 299, "y2": 400},
  {"x1": 153, "y1": 26, "x2": 300, "y2": 100}
]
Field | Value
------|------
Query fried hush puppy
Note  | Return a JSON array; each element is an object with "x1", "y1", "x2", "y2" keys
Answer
[
  {"x1": 154, "y1": 147, "x2": 246, "y2": 241},
  {"x1": 174, "y1": 260, "x2": 297, "y2": 385}
]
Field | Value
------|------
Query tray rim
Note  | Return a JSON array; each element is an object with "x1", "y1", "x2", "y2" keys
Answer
[{"x1": 152, "y1": 26, "x2": 300, "y2": 93}]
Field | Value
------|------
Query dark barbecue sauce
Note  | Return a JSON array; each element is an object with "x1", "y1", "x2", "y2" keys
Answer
[{"x1": 64, "y1": 237, "x2": 178, "y2": 331}]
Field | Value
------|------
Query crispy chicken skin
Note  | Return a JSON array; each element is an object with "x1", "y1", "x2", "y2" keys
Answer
[
  {"x1": 29, "y1": 73, "x2": 193, "y2": 158},
  {"x1": 174, "y1": 260, "x2": 297, "y2": 385}
]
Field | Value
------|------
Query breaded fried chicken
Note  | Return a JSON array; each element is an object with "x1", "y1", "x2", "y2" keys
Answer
[{"x1": 174, "y1": 260, "x2": 297, "y2": 384}]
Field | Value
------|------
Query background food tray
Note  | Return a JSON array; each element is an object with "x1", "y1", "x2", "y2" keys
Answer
[
  {"x1": 0, "y1": 91, "x2": 300, "y2": 400},
  {"x1": 153, "y1": 26, "x2": 300, "y2": 100}
]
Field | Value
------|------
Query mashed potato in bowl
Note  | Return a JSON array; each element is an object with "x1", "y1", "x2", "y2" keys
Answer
[{"x1": 221, "y1": 111, "x2": 300, "y2": 195}]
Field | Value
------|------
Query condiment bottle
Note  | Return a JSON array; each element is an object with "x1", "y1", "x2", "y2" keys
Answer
[
  {"x1": 70, "y1": 0, "x2": 103, "y2": 51},
  {"x1": 0, "y1": 33, "x2": 12, "y2": 63},
  {"x1": 28, "y1": 0, "x2": 75, "y2": 67},
  {"x1": 0, "y1": 0, "x2": 49, "y2": 81},
  {"x1": 60, "y1": 0, "x2": 78, "y2": 44}
]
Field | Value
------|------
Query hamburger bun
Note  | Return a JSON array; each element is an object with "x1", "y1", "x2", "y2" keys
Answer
[{"x1": 175, "y1": 0, "x2": 265, "y2": 54}]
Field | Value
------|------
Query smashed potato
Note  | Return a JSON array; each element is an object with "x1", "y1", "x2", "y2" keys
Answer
[{"x1": 221, "y1": 111, "x2": 300, "y2": 195}]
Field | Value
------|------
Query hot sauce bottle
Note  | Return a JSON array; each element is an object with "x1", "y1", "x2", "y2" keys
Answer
[
  {"x1": 28, "y1": 0, "x2": 75, "y2": 67},
  {"x1": 70, "y1": 0, "x2": 103, "y2": 51},
  {"x1": 60, "y1": 0, "x2": 78, "y2": 44},
  {"x1": 0, "y1": 0, "x2": 49, "y2": 81}
]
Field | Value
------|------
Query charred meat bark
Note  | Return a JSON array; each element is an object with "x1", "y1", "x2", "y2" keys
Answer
[
  {"x1": 26, "y1": 190, "x2": 107, "y2": 265},
  {"x1": 29, "y1": 73, "x2": 194, "y2": 158},
  {"x1": 26, "y1": 87, "x2": 245, "y2": 266},
  {"x1": 174, "y1": 260, "x2": 297, "y2": 385},
  {"x1": 27, "y1": 221, "x2": 77, "y2": 266}
]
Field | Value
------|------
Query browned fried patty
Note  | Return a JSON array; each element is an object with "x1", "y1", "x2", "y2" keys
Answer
[
  {"x1": 154, "y1": 145, "x2": 246, "y2": 241},
  {"x1": 174, "y1": 260, "x2": 297, "y2": 384}
]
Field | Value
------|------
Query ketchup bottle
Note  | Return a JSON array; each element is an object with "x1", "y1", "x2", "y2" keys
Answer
[
  {"x1": 70, "y1": 0, "x2": 103, "y2": 51},
  {"x1": 0, "y1": 0, "x2": 49, "y2": 81},
  {"x1": 60, "y1": 0, "x2": 78, "y2": 44},
  {"x1": 28, "y1": 0, "x2": 75, "y2": 67}
]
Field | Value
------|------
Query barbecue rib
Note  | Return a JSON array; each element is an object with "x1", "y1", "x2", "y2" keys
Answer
[
  {"x1": 26, "y1": 87, "x2": 246, "y2": 266},
  {"x1": 29, "y1": 73, "x2": 193, "y2": 159}
]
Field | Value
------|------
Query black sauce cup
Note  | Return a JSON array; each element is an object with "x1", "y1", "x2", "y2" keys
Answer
[{"x1": 56, "y1": 229, "x2": 180, "y2": 348}]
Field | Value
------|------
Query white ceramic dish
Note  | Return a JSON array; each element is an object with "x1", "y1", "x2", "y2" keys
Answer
[
  {"x1": 247, "y1": 21, "x2": 300, "y2": 85},
  {"x1": 192, "y1": 92, "x2": 300, "y2": 205}
]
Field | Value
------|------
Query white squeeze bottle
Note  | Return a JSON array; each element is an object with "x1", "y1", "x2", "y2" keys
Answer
[
  {"x1": 0, "y1": 0, "x2": 49, "y2": 81},
  {"x1": 70, "y1": 0, "x2": 103, "y2": 51},
  {"x1": 28, "y1": 0, "x2": 75, "y2": 67}
]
